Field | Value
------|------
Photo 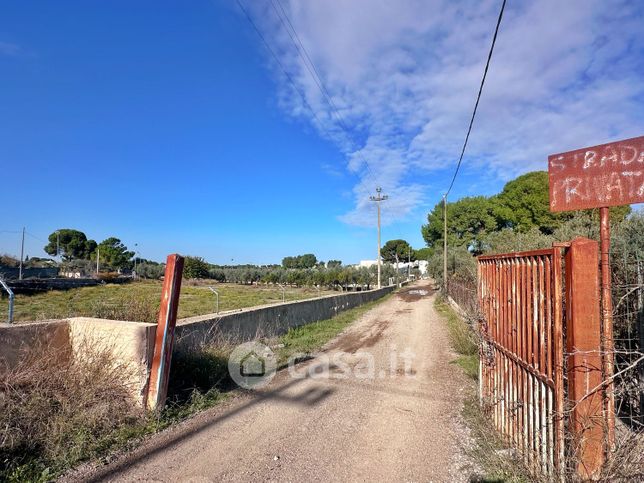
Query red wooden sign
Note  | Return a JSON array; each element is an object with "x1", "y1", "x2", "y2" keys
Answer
[{"x1": 548, "y1": 136, "x2": 644, "y2": 212}]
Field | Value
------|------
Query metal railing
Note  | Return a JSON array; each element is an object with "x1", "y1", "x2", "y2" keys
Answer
[{"x1": 0, "y1": 277, "x2": 15, "y2": 323}]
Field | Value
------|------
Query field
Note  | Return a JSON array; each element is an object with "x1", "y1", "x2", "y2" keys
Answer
[{"x1": 0, "y1": 281, "x2": 336, "y2": 324}]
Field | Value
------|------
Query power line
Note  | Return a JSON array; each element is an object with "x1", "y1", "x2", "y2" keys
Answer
[
  {"x1": 237, "y1": 0, "x2": 382, "y2": 189},
  {"x1": 25, "y1": 231, "x2": 47, "y2": 243},
  {"x1": 445, "y1": 0, "x2": 507, "y2": 197},
  {"x1": 235, "y1": 0, "x2": 339, "y2": 146},
  {"x1": 270, "y1": 0, "x2": 379, "y2": 188}
]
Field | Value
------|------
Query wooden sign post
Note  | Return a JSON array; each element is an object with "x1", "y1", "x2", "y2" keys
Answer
[{"x1": 548, "y1": 135, "x2": 644, "y2": 465}]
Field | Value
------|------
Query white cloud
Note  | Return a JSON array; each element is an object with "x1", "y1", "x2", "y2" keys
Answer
[{"x1": 245, "y1": 0, "x2": 644, "y2": 226}]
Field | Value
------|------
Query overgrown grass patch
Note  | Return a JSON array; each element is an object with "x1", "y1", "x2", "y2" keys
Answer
[
  {"x1": 434, "y1": 296, "x2": 479, "y2": 380},
  {"x1": 462, "y1": 397, "x2": 531, "y2": 483},
  {"x1": 0, "y1": 343, "x2": 144, "y2": 482},
  {"x1": 0, "y1": 344, "x2": 232, "y2": 482},
  {"x1": 276, "y1": 294, "x2": 392, "y2": 364}
]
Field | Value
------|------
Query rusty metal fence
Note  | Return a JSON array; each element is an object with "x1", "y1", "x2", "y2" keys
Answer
[
  {"x1": 478, "y1": 247, "x2": 565, "y2": 477},
  {"x1": 446, "y1": 277, "x2": 477, "y2": 315},
  {"x1": 477, "y1": 239, "x2": 617, "y2": 480}
]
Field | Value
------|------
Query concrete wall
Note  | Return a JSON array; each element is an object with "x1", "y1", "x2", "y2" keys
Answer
[
  {"x1": 0, "y1": 318, "x2": 156, "y2": 406},
  {"x1": 174, "y1": 285, "x2": 396, "y2": 350},
  {"x1": 0, "y1": 285, "x2": 396, "y2": 407},
  {"x1": 69, "y1": 318, "x2": 156, "y2": 405},
  {"x1": 0, "y1": 319, "x2": 70, "y2": 367}
]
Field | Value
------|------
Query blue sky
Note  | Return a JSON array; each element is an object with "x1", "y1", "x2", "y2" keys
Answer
[{"x1": 1, "y1": 0, "x2": 642, "y2": 264}]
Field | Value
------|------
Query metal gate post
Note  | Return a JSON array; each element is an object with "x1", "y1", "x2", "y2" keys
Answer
[
  {"x1": 146, "y1": 254, "x2": 185, "y2": 411},
  {"x1": 565, "y1": 238, "x2": 605, "y2": 479}
]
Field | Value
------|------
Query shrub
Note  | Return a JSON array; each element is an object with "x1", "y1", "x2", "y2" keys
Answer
[{"x1": 0, "y1": 343, "x2": 142, "y2": 480}]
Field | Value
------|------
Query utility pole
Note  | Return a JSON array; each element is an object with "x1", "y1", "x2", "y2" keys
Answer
[
  {"x1": 133, "y1": 243, "x2": 138, "y2": 278},
  {"x1": 56, "y1": 230, "x2": 60, "y2": 260},
  {"x1": 18, "y1": 227, "x2": 25, "y2": 280},
  {"x1": 395, "y1": 253, "x2": 400, "y2": 287},
  {"x1": 96, "y1": 246, "x2": 100, "y2": 275},
  {"x1": 408, "y1": 246, "x2": 411, "y2": 280},
  {"x1": 369, "y1": 187, "x2": 388, "y2": 289},
  {"x1": 443, "y1": 194, "x2": 448, "y2": 293}
]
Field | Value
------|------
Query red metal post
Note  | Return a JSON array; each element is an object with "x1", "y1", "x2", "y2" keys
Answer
[
  {"x1": 599, "y1": 207, "x2": 616, "y2": 450},
  {"x1": 552, "y1": 246, "x2": 565, "y2": 475},
  {"x1": 565, "y1": 238, "x2": 604, "y2": 479},
  {"x1": 146, "y1": 254, "x2": 185, "y2": 411}
]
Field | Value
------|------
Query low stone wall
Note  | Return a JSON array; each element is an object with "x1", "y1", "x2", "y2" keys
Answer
[
  {"x1": 0, "y1": 267, "x2": 59, "y2": 280},
  {"x1": 174, "y1": 285, "x2": 396, "y2": 350}
]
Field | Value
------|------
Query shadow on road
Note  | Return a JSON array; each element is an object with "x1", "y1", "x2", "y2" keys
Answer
[{"x1": 84, "y1": 373, "x2": 334, "y2": 482}]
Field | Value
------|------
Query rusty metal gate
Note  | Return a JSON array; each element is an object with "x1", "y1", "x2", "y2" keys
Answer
[
  {"x1": 478, "y1": 238, "x2": 614, "y2": 480},
  {"x1": 478, "y1": 247, "x2": 565, "y2": 477},
  {"x1": 478, "y1": 239, "x2": 611, "y2": 480}
]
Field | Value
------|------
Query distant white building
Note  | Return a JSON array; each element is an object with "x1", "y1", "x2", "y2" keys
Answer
[
  {"x1": 357, "y1": 259, "x2": 427, "y2": 277},
  {"x1": 358, "y1": 260, "x2": 378, "y2": 268},
  {"x1": 418, "y1": 260, "x2": 428, "y2": 276},
  {"x1": 393, "y1": 260, "x2": 429, "y2": 277}
]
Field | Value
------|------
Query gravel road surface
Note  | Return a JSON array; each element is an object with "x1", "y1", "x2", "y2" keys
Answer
[{"x1": 74, "y1": 280, "x2": 476, "y2": 482}]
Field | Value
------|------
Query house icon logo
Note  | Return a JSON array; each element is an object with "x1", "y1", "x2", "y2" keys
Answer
[
  {"x1": 228, "y1": 341, "x2": 277, "y2": 389},
  {"x1": 240, "y1": 351, "x2": 266, "y2": 377}
]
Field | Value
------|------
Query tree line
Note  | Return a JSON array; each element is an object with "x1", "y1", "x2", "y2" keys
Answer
[
  {"x1": 420, "y1": 170, "x2": 639, "y2": 285},
  {"x1": 43, "y1": 229, "x2": 136, "y2": 270},
  {"x1": 180, "y1": 255, "x2": 407, "y2": 290}
]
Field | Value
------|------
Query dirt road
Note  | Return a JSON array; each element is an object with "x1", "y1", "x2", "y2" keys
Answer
[{"x1": 79, "y1": 281, "x2": 476, "y2": 482}]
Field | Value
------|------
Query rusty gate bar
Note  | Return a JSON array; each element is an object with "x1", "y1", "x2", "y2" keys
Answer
[{"x1": 478, "y1": 247, "x2": 564, "y2": 477}]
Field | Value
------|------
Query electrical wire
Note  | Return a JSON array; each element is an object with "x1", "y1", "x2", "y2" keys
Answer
[
  {"x1": 236, "y1": 0, "x2": 345, "y2": 153},
  {"x1": 25, "y1": 231, "x2": 47, "y2": 243},
  {"x1": 238, "y1": 0, "x2": 379, "y2": 190},
  {"x1": 270, "y1": 0, "x2": 379, "y2": 188},
  {"x1": 445, "y1": 0, "x2": 507, "y2": 197}
]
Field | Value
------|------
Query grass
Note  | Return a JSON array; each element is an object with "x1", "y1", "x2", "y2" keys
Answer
[
  {"x1": 434, "y1": 295, "x2": 531, "y2": 482},
  {"x1": 433, "y1": 296, "x2": 479, "y2": 380},
  {"x1": 275, "y1": 293, "x2": 392, "y2": 364},
  {"x1": 1, "y1": 289, "x2": 391, "y2": 482},
  {"x1": 1, "y1": 342, "x2": 145, "y2": 482},
  {"x1": 0, "y1": 281, "x2": 336, "y2": 323}
]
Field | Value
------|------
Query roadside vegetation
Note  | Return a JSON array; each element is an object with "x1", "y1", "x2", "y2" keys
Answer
[
  {"x1": 275, "y1": 294, "x2": 392, "y2": 364},
  {"x1": 433, "y1": 297, "x2": 478, "y2": 379},
  {"x1": 434, "y1": 296, "x2": 531, "y2": 482},
  {"x1": 422, "y1": 171, "x2": 639, "y2": 288},
  {"x1": 1, "y1": 290, "x2": 391, "y2": 481}
]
